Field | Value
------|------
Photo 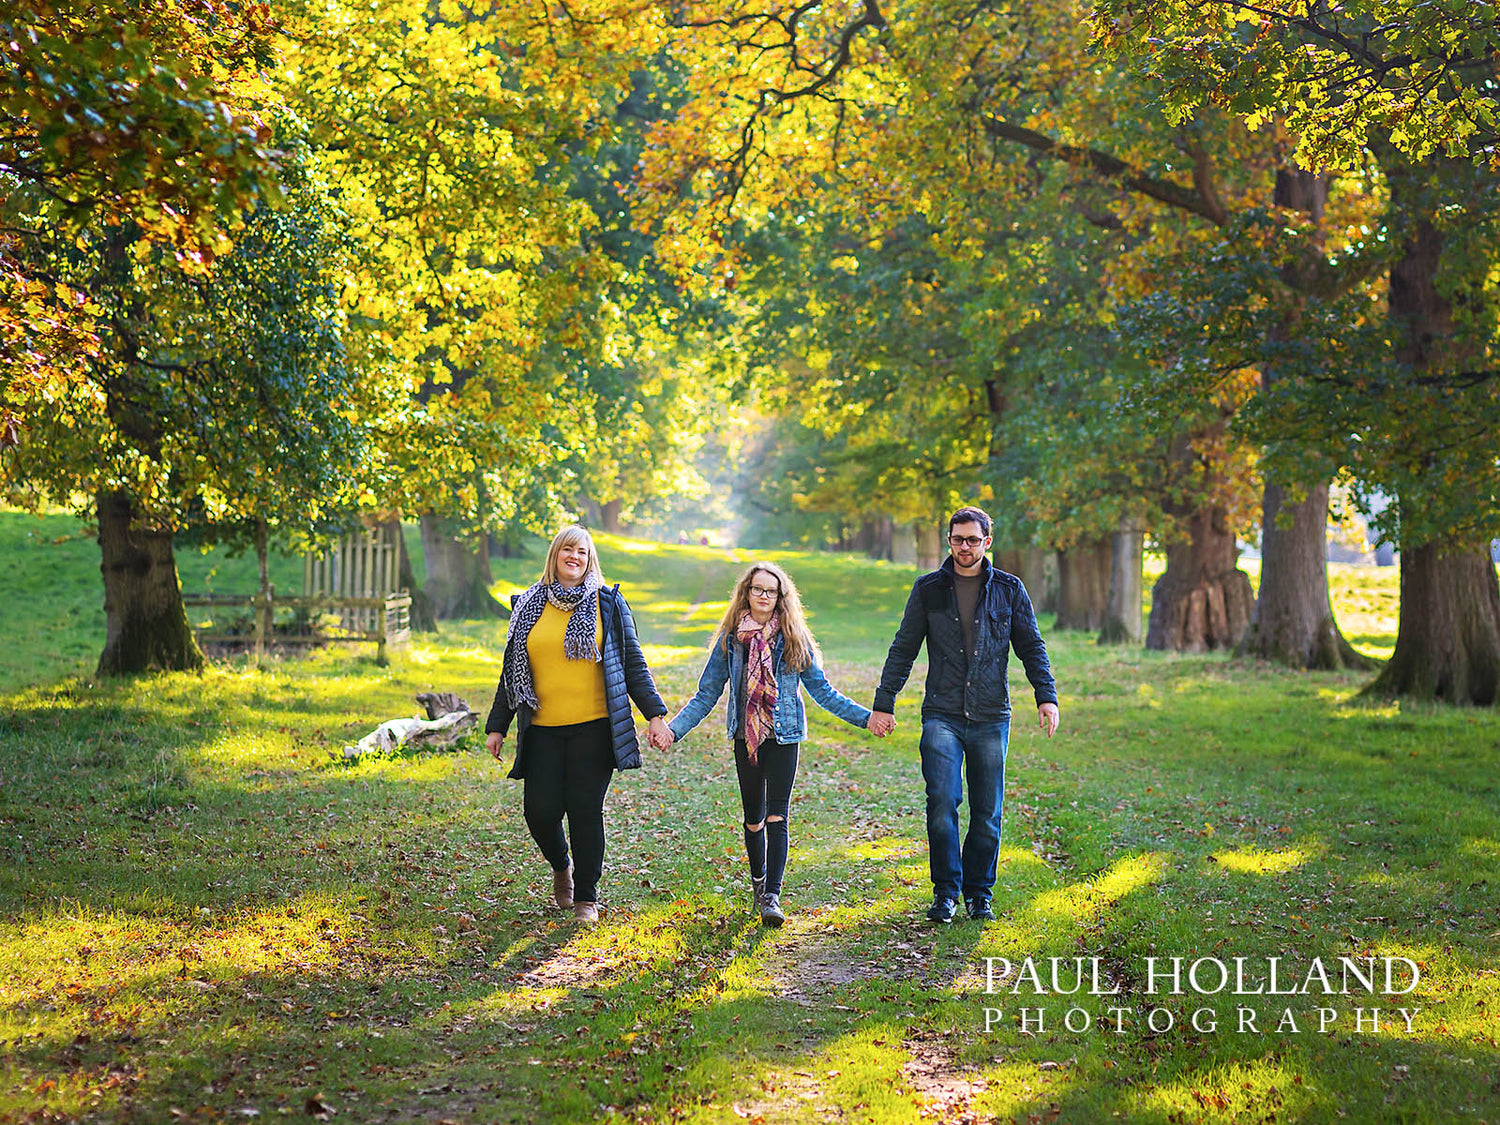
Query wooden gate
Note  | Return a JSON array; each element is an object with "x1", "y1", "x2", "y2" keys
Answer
[
  {"x1": 304, "y1": 526, "x2": 401, "y2": 633},
  {"x1": 302, "y1": 524, "x2": 412, "y2": 656}
]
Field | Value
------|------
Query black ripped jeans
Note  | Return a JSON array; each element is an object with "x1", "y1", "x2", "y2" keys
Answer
[
  {"x1": 521, "y1": 718, "x2": 615, "y2": 903},
  {"x1": 734, "y1": 737, "x2": 799, "y2": 896}
]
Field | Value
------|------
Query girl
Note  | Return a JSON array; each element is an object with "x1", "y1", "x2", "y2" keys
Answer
[{"x1": 665, "y1": 562, "x2": 873, "y2": 926}]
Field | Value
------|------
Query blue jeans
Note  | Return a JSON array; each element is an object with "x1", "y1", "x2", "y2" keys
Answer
[{"x1": 919, "y1": 716, "x2": 1010, "y2": 902}]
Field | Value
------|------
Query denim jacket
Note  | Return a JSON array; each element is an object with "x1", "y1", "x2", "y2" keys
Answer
[{"x1": 668, "y1": 632, "x2": 871, "y2": 745}]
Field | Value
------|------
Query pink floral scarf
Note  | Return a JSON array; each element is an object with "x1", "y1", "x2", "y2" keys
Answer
[{"x1": 735, "y1": 611, "x2": 780, "y2": 763}]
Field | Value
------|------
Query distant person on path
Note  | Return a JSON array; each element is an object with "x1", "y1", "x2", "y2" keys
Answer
[
  {"x1": 868, "y1": 506, "x2": 1059, "y2": 924},
  {"x1": 485, "y1": 525, "x2": 672, "y2": 924},
  {"x1": 655, "y1": 561, "x2": 881, "y2": 926}
]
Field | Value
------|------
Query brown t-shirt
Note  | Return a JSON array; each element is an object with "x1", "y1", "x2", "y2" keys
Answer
[{"x1": 954, "y1": 572, "x2": 982, "y2": 663}]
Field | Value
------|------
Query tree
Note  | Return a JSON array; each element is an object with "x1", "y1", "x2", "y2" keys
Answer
[
  {"x1": 281, "y1": 0, "x2": 654, "y2": 617},
  {"x1": 2, "y1": 146, "x2": 380, "y2": 673},
  {"x1": 623, "y1": 0, "x2": 1299, "y2": 650},
  {"x1": 2, "y1": 0, "x2": 283, "y2": 447},
  {"x1": 1096, "y1": 0, "x2": 1500, "y2": 701}
]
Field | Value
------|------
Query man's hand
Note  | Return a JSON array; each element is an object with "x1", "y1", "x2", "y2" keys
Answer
[
  {"x1": 647, "y1": 715, "x2": 674, "y2": 750},
  {"x1": 867, "y1": 711, "x2": 897, "y2": 737},
  {"x1": 1038, "y1": 703, "x2": 1060, "y2": 738},
  {"x1": 485, "y1": 731, "x2": 506, "y2": 759}
]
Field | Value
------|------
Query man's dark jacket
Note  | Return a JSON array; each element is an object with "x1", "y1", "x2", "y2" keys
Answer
[
  {"x1": 486, "y1": 585, "x2": 666, "y2": 778},
  {"x1": 874, "y1": 556, "x2": 1057, "y2": 721}
]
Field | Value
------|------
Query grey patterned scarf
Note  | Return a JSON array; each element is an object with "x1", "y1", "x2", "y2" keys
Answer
[{"x1": 503, "y1": 574, "x2": 603, "y2": 712}]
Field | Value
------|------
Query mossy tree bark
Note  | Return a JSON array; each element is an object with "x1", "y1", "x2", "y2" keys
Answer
[
  {"x1": 1146, "y1": 428, "x2": 1255, "y2": 652},
  {"x1": 915, "y1": 519, "x2": 943, "y2": 570},
  {"x1": 1055, "y1": 538, "x2": 1111, "y2": 631},
  {"x1": 95, "y1": 490, "x2": 203, "y2": 675},
  {"x1": 995, "y1": 547, "x2": 1056, "y2": 614},
  {"x1": 1238, "y1": 482, "x2": 1374, "y2": 670},
  {"x1": 1362, "y1": 200, "x2": 1500, "y2": 703},
  {"x1": 600, "y1": 499, "x2": 622, "y2": 534},
  {"x1": 1098, "y1": 517, "x2": 1144, "y2": 645},
  {"x1": 1146, "y1": 507, "x2": 1254, "y2": 653},
  {"x1": 1367, "y1": 541, "x2": 1500, "y2": 704},
  {"x1": 419, "y1": 514, "x2": 505, "y2": 619}
]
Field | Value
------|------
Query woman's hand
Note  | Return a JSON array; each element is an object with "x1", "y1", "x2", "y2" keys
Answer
[
  {"x1": 486, "y1": 731, "x2": 506, "y2": 759},
  {"x1": 647, "y1": 715, "x2": 674, "y2": 750}
]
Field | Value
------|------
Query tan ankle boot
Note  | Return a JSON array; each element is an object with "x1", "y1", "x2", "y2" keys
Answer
[
  {"x1": 572, "y1": 901, "x2": 599, "y2": 924},
  {"x1": 553, "y1": 863, "x2": 574, "y2": 909}
]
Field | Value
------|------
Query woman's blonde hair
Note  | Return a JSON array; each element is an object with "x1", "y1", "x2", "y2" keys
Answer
[
  {"x1": 541, "y1": 525, "x2": 605, "y2": 586},
  {"x1": 714, "y1": 561, "x2": 820, "y2": 671}
]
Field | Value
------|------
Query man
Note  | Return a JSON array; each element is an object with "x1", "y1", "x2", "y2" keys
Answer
[{"x1": 869, "y1": 506, "x2": 1060, "y2": 923}]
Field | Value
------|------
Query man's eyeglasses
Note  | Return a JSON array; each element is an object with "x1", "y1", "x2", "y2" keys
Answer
[
  {"x1": 749, "y1": 585, "x2": 781, "y2": 599},
  {"x1": 948, "y1": 535, "x2": 986, "y2": 548}
]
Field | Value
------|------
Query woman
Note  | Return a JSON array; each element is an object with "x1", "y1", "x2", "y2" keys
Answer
[
  {"x1": 665, "y1": 562, "x2": 874, "y2": 927},
  {"x1": 485, "y1": 526, "x2": 672, "y2": 923}
]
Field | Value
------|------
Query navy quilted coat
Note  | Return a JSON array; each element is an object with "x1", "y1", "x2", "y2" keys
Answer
[{"x1": 485, "y1": 585, "x2": 666, "y2": 779}]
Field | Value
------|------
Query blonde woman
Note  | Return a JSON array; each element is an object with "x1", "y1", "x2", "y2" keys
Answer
[
  {"x1": 662, "y1": 562, "x2": 878, "y2": 926},
  {"x1": 485, "y1": 526, "x2": 672, "y2": 923}
]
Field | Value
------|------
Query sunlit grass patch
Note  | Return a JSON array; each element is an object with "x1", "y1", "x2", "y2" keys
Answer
[
  {"x1": 1026, "y1": 852, "x2": 1168, "y2": 926},
  {"x1": 971, "y1": 1058, "x2": 1081, "y2": 1122},
  {"x1": 843, "y1": 837, "x2": 922, "y2": 862},
  {"x1": 0, "y1": 893, "x2": 360, "y2": 1046},
  {"x1": 1212, "y1": 847, "x2": 1312, "y2": 875},
  {"x1": 640, "y1": 643, "x2": 707, "y2": 668}
]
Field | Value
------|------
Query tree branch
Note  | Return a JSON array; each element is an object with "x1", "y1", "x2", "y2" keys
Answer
[{"x1": 981, "y1": 116, "x2": 1228, "y2": 225}]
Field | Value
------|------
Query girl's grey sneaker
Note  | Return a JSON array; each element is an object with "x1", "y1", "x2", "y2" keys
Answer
[
  {"x1": 750, "y1": 874, "x2": 767, "y2": 915},
  {"x1": 760, "y1": 892, "x2": 785, "y2": 927}
]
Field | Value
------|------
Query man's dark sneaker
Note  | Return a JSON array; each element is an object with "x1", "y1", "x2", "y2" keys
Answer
[
  {"x1": 926, "y1": 896, "x2": 959, "y2": 924},
  {"x1": 966, "y1": 897, "x2": 995, "y2": 922}
]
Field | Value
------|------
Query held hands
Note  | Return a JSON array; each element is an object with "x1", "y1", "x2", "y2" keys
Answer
[
  {"x1": 867, "y1": 710, "x2": 897, "y2": 738},
  {"x1": 485, "y1": 731, "x2": 506, "y2": 759},
  {"x1": 646, "y1": 715, "x2": 674, "y2": 751},
  {"x1": 1038, "y1": 702, "x2": 1060, "y2": 738}
]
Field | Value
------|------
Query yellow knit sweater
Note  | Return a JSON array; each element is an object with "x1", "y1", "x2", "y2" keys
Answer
[{"x1": 526, "y1": 602, "x2": 607, "y2": 726}]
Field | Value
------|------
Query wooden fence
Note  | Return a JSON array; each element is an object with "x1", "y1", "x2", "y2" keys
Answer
[
  {"x1": 303, "y1": 526, "x2": 401, "y2": 634},
  {"x1": 183, "y1": 591, "x2": 412, "y2": 662},
  {"x1": 184, "y1": 526, "x2": 411, "y2": 661}
]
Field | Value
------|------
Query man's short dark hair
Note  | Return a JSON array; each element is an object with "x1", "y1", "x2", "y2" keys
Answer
[{"x1": 948, "y1": 506, "x2": 992, "y2": 536}]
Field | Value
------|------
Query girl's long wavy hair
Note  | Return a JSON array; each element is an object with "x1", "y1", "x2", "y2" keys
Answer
[{"x1": 713, "y1": 561, "x2": 820, "y2": 671}]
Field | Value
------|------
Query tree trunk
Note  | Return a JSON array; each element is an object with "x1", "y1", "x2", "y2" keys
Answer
[
  {"x1": 95, "y1": 490, "x2": 204, "y2": 675},
  {"x1": 1098, "y1": 518, "x2": 1144, "y2": 645},
  {"x1": 1146, "y1": 501, "x2": 1254, "y2": 653},
  {"x1": 1366, "y1": 541, "x2": 1500, "y2": 704},
  {"x1": 1055, "y1": 538, "x2": 1111, "y2": 631},
  {"x1": 995, "y1": 547, "x2": 1055, "y2": 612},
  {"x1": 915, "y1": 519, "x2": 943, "y2": 569},
  {"x1": 849, "y1": 520, "x2": 874, "y2": 554},
  {"x1": 600, "y1": 499, "x2": 622, "y2": 535},
  {"x1": 1237, "y1": 482, "x2": 1374, "y2": 670},
  {"x1": 1365, "y1": 181, "x2": 1500, "y2": 702},
  {"x1": 383, "y1": 517, "x2": 436, "y2": 633},
  {"x1": 868, "y1": 515, "x2": 894, "y2": 561},
  {"x1": 418, "y1": 514, "x2": 505, "y2": 619}
]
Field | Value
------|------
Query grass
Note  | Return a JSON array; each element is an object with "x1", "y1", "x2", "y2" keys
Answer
[{"x1": 1, "y1": 511, "x2": 1497, "y2": 1124}]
